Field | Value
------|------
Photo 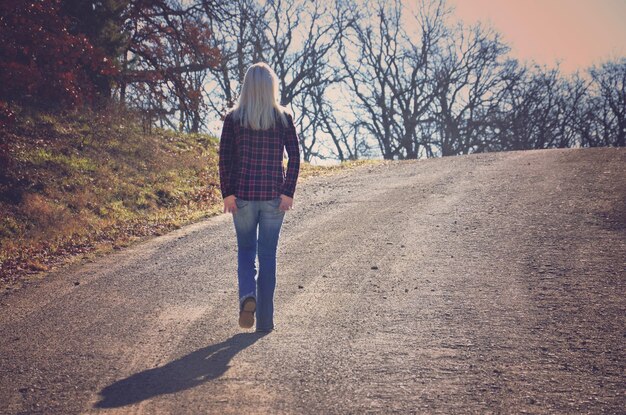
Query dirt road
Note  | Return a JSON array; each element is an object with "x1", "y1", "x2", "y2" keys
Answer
[{"x1": 1, "y1": 148, "x2": 624, "y2": 414}]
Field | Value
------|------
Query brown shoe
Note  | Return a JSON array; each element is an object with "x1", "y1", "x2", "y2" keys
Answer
[{"x1": 239, "y1": 297, "x2": 256, "y2": 329}]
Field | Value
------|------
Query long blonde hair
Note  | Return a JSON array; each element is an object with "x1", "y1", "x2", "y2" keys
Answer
[{"x1": 232, "y1": 62, "x2": 290, "y2": 130}]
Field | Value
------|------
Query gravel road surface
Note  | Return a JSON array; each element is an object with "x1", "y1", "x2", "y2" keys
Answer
[{"x1": 1, "y1": 148, "x2": 624, "y2": 414}]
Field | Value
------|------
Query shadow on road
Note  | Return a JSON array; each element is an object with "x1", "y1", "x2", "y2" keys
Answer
[{"x1": 94, "y1": 332, "x2": 267, "y2": 408}]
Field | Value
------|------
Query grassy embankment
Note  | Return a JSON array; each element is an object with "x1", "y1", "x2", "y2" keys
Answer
[{"x1": 0, "y1": 108, "x2": 380, "y2": 290}]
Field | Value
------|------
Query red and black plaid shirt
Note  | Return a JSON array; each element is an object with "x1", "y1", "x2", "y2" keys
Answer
[{"x1": 218, "y1": 110, "x2": 301, "y2": 200}]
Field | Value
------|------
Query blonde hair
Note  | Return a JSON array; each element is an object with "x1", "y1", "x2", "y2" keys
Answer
[{"x1": 232, "y1": 62, "x2": 290, "y2": 130}]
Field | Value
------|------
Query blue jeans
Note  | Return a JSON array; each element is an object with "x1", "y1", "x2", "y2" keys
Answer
[{"x1": 233, "y1": 196, "x2": 285, "y2": 331}]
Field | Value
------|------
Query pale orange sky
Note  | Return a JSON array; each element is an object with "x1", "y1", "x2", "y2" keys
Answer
[{"x1": 445, "y1": 0, "x2": 626, "y2": 74}]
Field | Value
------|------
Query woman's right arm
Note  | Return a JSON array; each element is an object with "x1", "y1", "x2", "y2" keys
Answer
[
  {"x1": 218, "y1": 113, "x2": 236, "y2": 198},
  {"x1": 280, "y1": 113, "x2": 301, "y2": 199}
]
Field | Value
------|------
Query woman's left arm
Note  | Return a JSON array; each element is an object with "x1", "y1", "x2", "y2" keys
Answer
[{"x1": 218, "y1": 113, "x2": 236, "y2": 199}]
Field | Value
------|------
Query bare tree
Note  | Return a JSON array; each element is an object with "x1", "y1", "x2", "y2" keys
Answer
[
  {"x1": 431, "y1": 21, "x2": 510, "y2": 156},
  {"x1": 584, "y1": 58, "x2": 626, "y2": 147},
  {"x1": 485, "y1": 61, "x2": 576, "y2": 151},
  {"x1": 339, "y1": 0, "x2": 449, "y2": 159},
  {"x1": 552, "y1": 72, "x2": 590, "y2": 148},
  {"x1": 259, "y1": 0, "x2": 352, "y2": 161},
  {"x1": 311, "y1": 83, "x2": 370, "y2": 160},
  {"x1": 119, "y1": 0, "x2": 222, "y2": 132},
  {"x1": 203, "y1": 0, "x2": 264, "y2": 116}
]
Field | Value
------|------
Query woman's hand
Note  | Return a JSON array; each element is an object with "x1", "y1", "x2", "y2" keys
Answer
[
  {"x1": 279, "y1": 194, "x2": 294, "y2": 211},
  {"x1": 223, "y1": 195, "x2": 237, "y2": 214}
]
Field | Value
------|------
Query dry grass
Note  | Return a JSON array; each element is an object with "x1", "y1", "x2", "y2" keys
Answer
[
  {"x1": 1, "y1": 106, "x2": 221, "y2": 289},
  {"x1": 298, "y1": 159, "x2": 383, "y2": 179}
]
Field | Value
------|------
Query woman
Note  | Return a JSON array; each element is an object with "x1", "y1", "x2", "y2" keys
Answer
[{"x1": 218, "y1": 62, "x2": 301, "y2": 333}]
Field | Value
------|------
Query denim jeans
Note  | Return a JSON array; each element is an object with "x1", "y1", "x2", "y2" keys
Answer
[{"x1": 233, "y1": 196, "x2": 285, "y2": 331}]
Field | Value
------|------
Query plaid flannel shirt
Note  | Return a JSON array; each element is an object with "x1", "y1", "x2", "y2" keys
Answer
[{"x1": 218, "y1": 110, "x2": 301, "y2": 200}]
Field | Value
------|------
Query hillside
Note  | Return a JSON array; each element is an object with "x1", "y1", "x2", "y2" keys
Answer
[{"x1": 0, "y1": 108, "x2": 222, "y2": 290}]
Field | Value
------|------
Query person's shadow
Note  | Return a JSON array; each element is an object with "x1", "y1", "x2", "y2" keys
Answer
[{"x1": 94, "y1": 332, "x2": 267, "y2": 408}]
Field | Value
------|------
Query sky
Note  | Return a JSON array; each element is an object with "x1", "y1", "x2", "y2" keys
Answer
[{"x1": 443, "y1": 0, "x2": 626, "y2": 74}]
